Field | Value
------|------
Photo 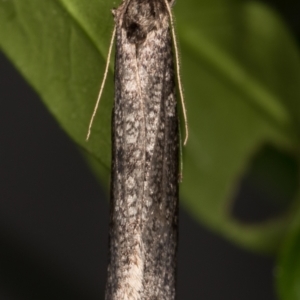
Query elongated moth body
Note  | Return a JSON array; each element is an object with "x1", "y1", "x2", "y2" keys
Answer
[{"x1": 103, "y1": 0, "x2": 180, "y2": 299}]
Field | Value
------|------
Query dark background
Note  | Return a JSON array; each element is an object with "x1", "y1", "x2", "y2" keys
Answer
[{"x1": 0, "y1": 1, "x2": 299, "y2": 299}]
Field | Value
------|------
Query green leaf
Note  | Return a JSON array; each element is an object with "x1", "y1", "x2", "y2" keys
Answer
[
  {"x1": 1, "y1": 0, "x2": 300, "y2": 253},
  {"x1": 0, "y1": 0, "x2": 114, "y2": 184},
  {"x1": 175, "y1": 0, "x2": 300, "y2": 253},
  {"x1": 277, "y1": 213, "x2": 300, "y2": 300}
]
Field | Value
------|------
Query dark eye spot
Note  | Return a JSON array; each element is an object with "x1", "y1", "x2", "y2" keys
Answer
[
  {"x1": 128, "y1": 21, "x2": 139, "y2": 33},
  {"x1": 126, "y1": 22, "x2": 146, "y2": 44}
]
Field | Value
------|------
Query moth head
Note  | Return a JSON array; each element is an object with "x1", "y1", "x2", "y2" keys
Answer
[{"x1": 122, "y1": 0, "x2": 160, "y2": 45}]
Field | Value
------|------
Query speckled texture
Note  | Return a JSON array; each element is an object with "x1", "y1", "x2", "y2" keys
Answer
[{"x1": 105, "y1": 0, "x2": 179, "y2": 299}]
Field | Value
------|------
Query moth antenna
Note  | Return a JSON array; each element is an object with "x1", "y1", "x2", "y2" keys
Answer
[
  {"x1": 163, "y1": 0, "x2": 188, "y2": 145},
  {"x1": 86, "y1": 26, "x2": 117, "y2": 141}
]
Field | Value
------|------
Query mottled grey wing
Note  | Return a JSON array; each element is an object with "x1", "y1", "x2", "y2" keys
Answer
[{"x1": 106, "y1": 0, "x2": 179, "y2": 299}]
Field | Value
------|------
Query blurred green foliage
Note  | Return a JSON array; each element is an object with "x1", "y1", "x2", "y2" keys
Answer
[{"x1": 1, "y1": 0, "x2": 300, "y2": 299}]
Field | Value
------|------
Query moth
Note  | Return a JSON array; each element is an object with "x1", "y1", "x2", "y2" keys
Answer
[{"x1": 87, "y1": 0, "x2": 187, "y2": 298}]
